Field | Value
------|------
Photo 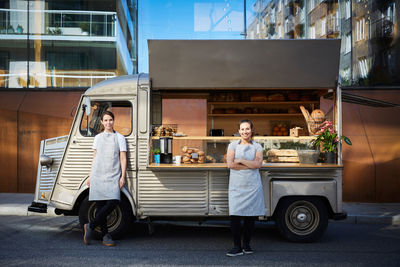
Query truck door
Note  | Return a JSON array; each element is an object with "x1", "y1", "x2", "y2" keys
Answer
[{"x1": 50, "y1": 99, "x2": 136, "y2": 209}]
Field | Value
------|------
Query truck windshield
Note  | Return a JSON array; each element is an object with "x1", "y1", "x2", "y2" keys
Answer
[{"x1": 80, "y1": 101, "x2": 132, "y2": 137}]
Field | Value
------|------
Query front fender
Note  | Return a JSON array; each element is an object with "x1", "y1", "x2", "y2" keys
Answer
[{"x1": 271, "y1": 180, "x2": 337, "y2": 215}]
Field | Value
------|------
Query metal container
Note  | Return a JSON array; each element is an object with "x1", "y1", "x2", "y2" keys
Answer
[{"x1": 297, "y1": 150, "x2": 320, "y2": 164}]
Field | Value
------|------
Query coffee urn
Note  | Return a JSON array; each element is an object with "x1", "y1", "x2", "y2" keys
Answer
[{"x1": 160, "y1": 137, "x2": 172, "y2": 164}]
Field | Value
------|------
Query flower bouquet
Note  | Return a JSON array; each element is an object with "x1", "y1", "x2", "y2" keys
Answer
[{"x1": 313, "y1": 121, "x2": 352, "y2": 162}]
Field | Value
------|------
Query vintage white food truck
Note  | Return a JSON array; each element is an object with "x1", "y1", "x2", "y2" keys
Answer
[{"x1": 29, "y1": 40, "x2": 347, "y2": 242}]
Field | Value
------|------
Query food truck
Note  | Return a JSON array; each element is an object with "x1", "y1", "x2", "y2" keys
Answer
[{"x1": 29, "y1": 40, "x2": 347, "y2": 242}]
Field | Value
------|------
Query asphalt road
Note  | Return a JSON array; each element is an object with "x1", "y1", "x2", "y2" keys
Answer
[{"x1": 0, "y1": 215, "x2": 399, "y2": 266}]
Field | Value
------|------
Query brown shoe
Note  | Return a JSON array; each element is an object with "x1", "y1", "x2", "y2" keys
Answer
[
  {"x1": 83, "y1": 223, "x2": 92, "y2": 245},
  {"x1": 102, "y1": 234, "x2": 115, "y2": 247}
]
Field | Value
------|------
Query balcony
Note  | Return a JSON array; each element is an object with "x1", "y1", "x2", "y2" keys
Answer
[
  {"x1": 0, "y1": 9, "x2": 116, "y2": 40},
  {"x1": 327, "y1": 16, "x2": 340, "y2": 37},
  {"x1": 370, "y1": 18, "x2": 394, "y2": 47}
]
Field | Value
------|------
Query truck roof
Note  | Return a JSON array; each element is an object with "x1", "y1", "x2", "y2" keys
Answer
[{"x1": 84, "y1": 74, "x2": 149, "y2": 96}]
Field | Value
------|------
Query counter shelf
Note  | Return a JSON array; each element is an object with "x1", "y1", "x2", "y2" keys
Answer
[
  {"x1": 148, "y1": 162, "x2": 343, "y2": 170},
  {"x1": 150, "y1": 136, "x2": 319, "y2": 165}
]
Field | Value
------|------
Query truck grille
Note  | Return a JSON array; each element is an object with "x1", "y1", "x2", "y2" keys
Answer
[{"x1": 36, "y1": 136, "x2": 68, "y2": 203}]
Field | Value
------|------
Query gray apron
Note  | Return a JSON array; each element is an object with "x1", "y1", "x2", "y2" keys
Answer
[
  {"x1": 89, "y1": 132, "x2": 121, "y2": 201},
  {"x1": 229, "y1": 142, "x2": 266, "y2": 216}
]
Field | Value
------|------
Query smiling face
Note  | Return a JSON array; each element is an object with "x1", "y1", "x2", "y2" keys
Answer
[
  {"x1": 239, "y1": 122, "x2": 253, "y2": 142},
  {"x1": 101, "y1": 114, "x2": 114, "y2": 133}
]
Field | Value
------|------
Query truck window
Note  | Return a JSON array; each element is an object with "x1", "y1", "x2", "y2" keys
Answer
[{"x1": 80, "y1": 101, "x2": 132, "y2": 137}]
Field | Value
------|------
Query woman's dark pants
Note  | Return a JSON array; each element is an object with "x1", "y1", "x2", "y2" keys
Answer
[
  {"x1": 230, "y1": 215, "x2": 256, "y2": 248},
  {"x1": 90, "y1": 199, "x2": 119, "y2": 237}
]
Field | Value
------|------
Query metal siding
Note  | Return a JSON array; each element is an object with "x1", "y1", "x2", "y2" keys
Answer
[
  {"x1": 138, "y1": 138, "x2": 149, "y2": 170},
  {"x1": 208, "y1": 171, "x2": 229, "y2": 215},
  {"x1": 36, "y1": 136, "x2": 68, "y2": 202},
  {"x1": 138, "y1": 171, "x2": 207, "y2": 216}
]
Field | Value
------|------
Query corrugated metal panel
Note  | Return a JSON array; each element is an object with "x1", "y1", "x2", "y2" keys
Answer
[
  {"x1": 126, "y1": 136, "x2": 136, "y2": 170},
  {"x1": 58, "y1": 136, "x2": 136, "y2": 190},
  {"x1": 59, "y1": 138, "x2": 93, "y2": 190},
  {"x1": 36, "y1": 136, "x2": 67, "y2": 202},
  {"x1": 138, "y1": 171, "x2": 207, "y2": 216},
  {"x1": 137, "y1": 138, "x2": 149, "y2": 170},
  {"x1": 208, "y1": 171, "x2": 229, "y2": 216}
]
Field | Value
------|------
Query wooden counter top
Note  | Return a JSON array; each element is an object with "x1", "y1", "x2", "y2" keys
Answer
[{"x1": 148, "y1": 163, "x2": 343, "y2": 170}]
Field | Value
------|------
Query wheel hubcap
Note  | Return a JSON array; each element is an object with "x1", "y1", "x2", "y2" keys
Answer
[{"x1": 297, "y1": 213, "x2": 307, "y2": 222}]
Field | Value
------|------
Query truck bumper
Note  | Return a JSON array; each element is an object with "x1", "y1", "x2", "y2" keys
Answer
[
  {"x1": 332, "y1": 212, "x2": 347, "y2": 220},
  {"x1": 28, "y1": 202, "x2": 47, "y2": 213}
]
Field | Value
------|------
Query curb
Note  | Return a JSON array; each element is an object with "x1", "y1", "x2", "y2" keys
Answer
[{"x1": 343, "y1": 215, "x2": 400, "y2": 225}]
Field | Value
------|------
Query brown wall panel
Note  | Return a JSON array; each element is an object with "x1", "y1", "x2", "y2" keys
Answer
[
  {"x1": 17, "y1": 111, "x2": 73, "y2": 193},
  {"x1": 0, "y1": 109, "x2": 18, "y2": 192},
  {"x1": 341, "y1": 91, "x2": 400, "y2": 202},
  {"x1": 0, "y1": 91, "x2": 81, "y2": 193}
]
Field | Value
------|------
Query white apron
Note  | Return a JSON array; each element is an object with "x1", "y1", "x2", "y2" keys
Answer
[
  {"x1": 89, "y1": 132, "x2": 121, "y2": 201},
  {"x1": 228, "y1": 142, "x2": 266, "y2": 216}
]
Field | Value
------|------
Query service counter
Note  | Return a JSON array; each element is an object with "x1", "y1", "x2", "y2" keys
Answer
[{"x1": 148, "y1": 162, "x2": 343, "y2": 171}]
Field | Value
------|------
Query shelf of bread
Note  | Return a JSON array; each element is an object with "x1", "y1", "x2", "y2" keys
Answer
[
  {"x1": 208, "y1": 101, "x2": 318, "y2": 105},
  {"x1": 151, "y1": 136, "x2": 316, "y2": 140},
  {"x1": 208, "y1": 113, "x2": 304, "y2": 117}
]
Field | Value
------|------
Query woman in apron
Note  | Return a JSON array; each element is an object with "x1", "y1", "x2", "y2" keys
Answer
[
  {"x1": 226, "y1": 119, "x2": 265, "y2": 256},
  {"x1": 83, "y1": 111, "x2": 127, "y2": 247}
]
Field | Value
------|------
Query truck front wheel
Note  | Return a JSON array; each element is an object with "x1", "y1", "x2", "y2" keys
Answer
[
  {"x1": 275, "y1": 197, "x2": 328, "y2": 242},
  {"x1": 79, "y1": 195, "x2": 133, "y2": 239}
]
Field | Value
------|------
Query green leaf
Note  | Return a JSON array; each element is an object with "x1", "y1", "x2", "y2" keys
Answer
[{"x1": 343, "y1": 136, "x2": 352, "y2": 145}]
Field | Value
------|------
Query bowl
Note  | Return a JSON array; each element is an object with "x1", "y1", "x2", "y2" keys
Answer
[{"x1": 297, "y1": 150, "x2": 320, "y2": 164}]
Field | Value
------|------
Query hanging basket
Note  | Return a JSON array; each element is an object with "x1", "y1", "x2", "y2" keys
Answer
[{"x1": 299, "y1": 106, "x2": 325, "y2": 135}]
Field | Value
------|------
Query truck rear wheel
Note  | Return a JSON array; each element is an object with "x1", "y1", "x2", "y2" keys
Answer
[
  {"x1": 275, "y1": 197, "x2": 328, "y2": 242},
  {"x1": 79, "y1": 195, "x2": 133, "y2": 239}
]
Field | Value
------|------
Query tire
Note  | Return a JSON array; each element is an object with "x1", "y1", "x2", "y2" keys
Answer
[
  {"x1": 275, "y1": 197, "x2": 328, "y2": 242},
  {"x1": 79, "y1": 195, "x2": 134, "y2": 239}
]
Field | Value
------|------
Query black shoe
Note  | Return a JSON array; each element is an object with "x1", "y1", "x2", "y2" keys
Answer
[
  {"x1": 226, "y1": 247, "x2": 244, "y2": 257},
  {"x1": 243, "y1": 244, "x2": 253, "y2": 254}
]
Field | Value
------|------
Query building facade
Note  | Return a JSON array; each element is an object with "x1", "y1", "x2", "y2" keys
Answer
[
  {"x1": 0, "y1": 0, "x2": 138, "y2": 193},
  {"x1": 247, "y1": 0, "x2": 400, "y2": 202}
]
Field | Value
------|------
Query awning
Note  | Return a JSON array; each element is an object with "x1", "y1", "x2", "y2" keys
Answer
[{"x1": 148, "y1": 39, "x2": 341, "y2": 90}]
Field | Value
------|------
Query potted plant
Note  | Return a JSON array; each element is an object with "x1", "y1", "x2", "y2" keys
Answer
[
  {"x1": 16, "y1": 24, "x2": 24, "y2": 34},
  {"x1": 152, "y1": 148, "x2": 161, "y2": 164},
  {"x1": 313, "y1": 120, "x2": 352, "y2": 163}
]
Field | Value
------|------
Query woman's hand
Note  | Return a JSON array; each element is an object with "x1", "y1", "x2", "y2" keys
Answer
[
  {"x1": 119, "y1": 178, "x2": 125, "y2": 189},
  {"x1": 86, "y1": 178, "x2": 90, "y2": 187},
  {"x1": 234, "y1": 158, "x2": 242, "y2": 164}
]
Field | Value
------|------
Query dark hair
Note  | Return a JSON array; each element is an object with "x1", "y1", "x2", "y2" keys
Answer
[
  {"x1": 101, "y1": 110, "x2": 114, "y2": 121},
  {"x1": 238, "y1": 119, "x2": 255, "y2": 138}
]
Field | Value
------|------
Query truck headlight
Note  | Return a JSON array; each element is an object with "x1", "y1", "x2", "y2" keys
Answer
[{"x1": 40, "y1": 155, "x2": 53, "y2": 167}]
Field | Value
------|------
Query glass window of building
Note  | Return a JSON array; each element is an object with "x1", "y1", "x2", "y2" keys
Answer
[
  {"x1": 356, "y1": 17, "x2": 366, "y2": 41},
  {"x1": 0, "y1": 0, "x2": 138, "y2": 89},
  {"x1": 345, "y1": 0, "x2": 351, "y2": 19}
]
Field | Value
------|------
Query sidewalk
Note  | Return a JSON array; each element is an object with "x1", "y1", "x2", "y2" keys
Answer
[{"x1": 0, "y1": 193, "x2": 399, "y2": 225}]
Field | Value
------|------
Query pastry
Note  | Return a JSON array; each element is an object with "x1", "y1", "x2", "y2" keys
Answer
[
  {"x1": 268, "y1": 93, "x2": 285, "y2": 101},
  {"x1": 250, "y1": 93, "x2": 267, "y2": 102}
]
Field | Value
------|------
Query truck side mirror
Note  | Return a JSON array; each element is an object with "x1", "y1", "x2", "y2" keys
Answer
[{"x1": 85, "y1": 97, "x2": 91, "y2": 116}]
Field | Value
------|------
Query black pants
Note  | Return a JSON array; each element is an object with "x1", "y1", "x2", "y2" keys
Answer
[
  {"x1": 90, "y1": 199, "x2": 119, "y2": 236},
  {"x1": 230, "y1": 216, "x2": 256, "y2": 248}
]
